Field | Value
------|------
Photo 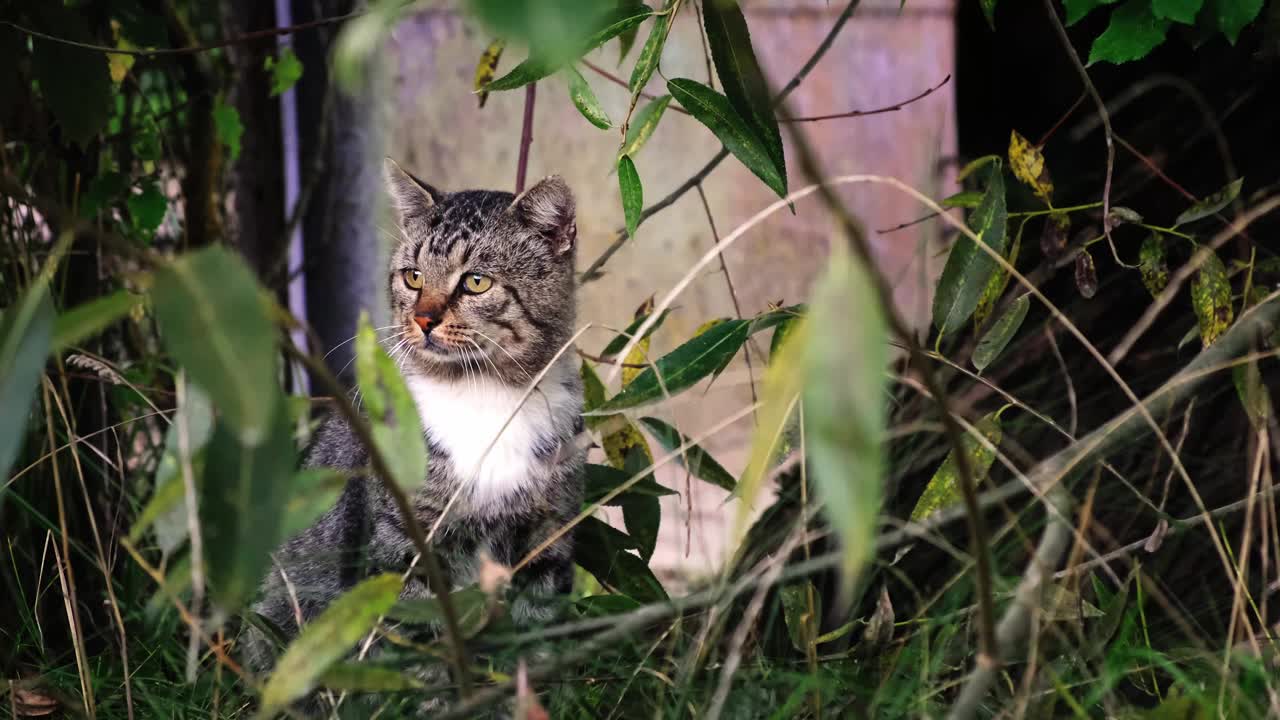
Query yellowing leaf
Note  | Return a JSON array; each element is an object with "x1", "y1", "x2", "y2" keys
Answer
[
  {"x1": 735, "y1": 319, "x2": 808, "y2": 522},
  {"x1": 603, "y1": 420, "x2": 651, "y2": 469},
  {"x1": 1008, "y1": 129, "x2": 1053, "y2": 202},
  {"x1": 620, "y1": 334, "x2": 649, "y2": 388},
  {"x1": 1139, "y1": 233, "x2": 1168, "y2": 297},
  {"x1": 909, "y1": 411, "x2": 1003, "y2": 521},
  {"x1": 473, "y1": 38, "x2": 506, "y2": 108},
  {"x1": 1190, "y1": 249, "x2": 1233, "y2": 346},
  {"x1": 974, "y1": 219, "x2": 1021, "y2": 330}
]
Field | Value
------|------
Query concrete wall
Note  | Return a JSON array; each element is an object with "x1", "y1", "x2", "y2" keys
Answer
[{"x1": 386, "y1": 0, "x2": 956, "y2": 583}]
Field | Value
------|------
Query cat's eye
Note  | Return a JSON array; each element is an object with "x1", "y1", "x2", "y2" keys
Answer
[
  {"x1": 462, "y1": 274, "x2": 492, "y2": 294},
  {"x1": 403, "y1": 269, "x2": 424, "y2": 290}
]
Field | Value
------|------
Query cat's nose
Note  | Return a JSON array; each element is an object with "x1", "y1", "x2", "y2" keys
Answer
[{"x1": 413, "y1": 312, "x2": 438, "y2": 332}]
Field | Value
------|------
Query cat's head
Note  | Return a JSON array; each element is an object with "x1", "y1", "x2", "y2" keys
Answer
[{"x1": 383, "y1": 158, "x2": 577, "y2": 384}]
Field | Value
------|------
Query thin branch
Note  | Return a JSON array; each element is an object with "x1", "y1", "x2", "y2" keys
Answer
[
  {"x1": 1042, "y1": 0, "x2": 1128, "y2": 268},
  {"x1": 785, "y1": 74, "x2": 950, "y2": 123},
  {"x1": 579, "y1": 0, "x2": 865, "y2": 283},
  {"x1": 0, "y1": 13, "x2": 360, "y2": 58},
  {"x1": 580, "y1": 59, "x2": 691, "y2": 115},
  {"x1": 1037, "y1": 91, "x2": 1086, "y2": 147},
  {"x1": 1114, "y1": 134, "x2": 1196, "y2": 202},
  {"x1": 694, "y1": 183, "x2": 758, "y2": 414},
  {"x1": 514, "y1": 83, "x2": 537, "y2": 194}
]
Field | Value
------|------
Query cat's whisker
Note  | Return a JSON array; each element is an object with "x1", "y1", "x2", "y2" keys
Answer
[
  {"x1": 467, "y1": 328, "x2": 533, "y2": 380},
  {"x1": 322, "y1": 325, "x2": 404, "y2": 361},
  {"x1": 466, "y1": 338, "x2": 503, "y2": 380}
]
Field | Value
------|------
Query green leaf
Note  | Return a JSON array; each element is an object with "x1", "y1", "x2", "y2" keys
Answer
[
  {"x1": 52, "y1": 290, "x2": 141, "y2": 352},
  {"x1": 637, "y1": 416, "x2": 736, "y2": 491},
  {"x1": 131, "y1": 381, "x2": 213, "y2": 551},
  {"x1": 282, "y1": 468, "x2": 347, "y2": 538},
  {"x1": 581, "y1": 359, "x2": 607, "y2": 413},
  {"x1": 780, "y1": 582, "x2": 821, "y2": 651},
  {"x1": 909, "y1": 412, "x2": 1003, "y2": 521},
  {"x1": 576, "y1": 594, "x2": 641, "y2": 616},
  {"x1": 388, "y1": 586, "x2": 490, "y2": 636},
  {"x1": 973, "y1": 295, "x2": 1030, "y2": 371},
  {"x1": 973, "y1": 218, "x2": 1022, "y2": 329},
  {"x1": 628, "y1": 2, "x2": 671, "y2": 93},
  {"x1": 980, "y1": 0, "x2": 999, "y2": 27},
  {"x1": 590, "y1": 319, "x2": 751, "y2": 413},
  {"x1": 213, "y1": 98, "x2": 244, "y2": 165},
  {"x1": 1064, "y1": 0, "x2": 1121, "y2": 24},
  {"x1": 80, "y1": 172, "x2": 128, "y2": 218},
  {"x1": 128, "y1": 182, "x2": 167, "y2": 236},
  {"x1": 620, "y1": 94, "x2": 671, "y2": 159},
  {"x1": 1210, "y1": 0, "x2": 1264, "y2": 43},
  {"x1": 1152, "y1": 0, "x2": 1203, "y2": 24},
  {"x1": 1088, "y1": 0, "x2": 1173, "y2": 65},
  {"x1": 957, "y1": 154, "x2": 1000, "y2": 182},
  {"x1": 31, "y1": 6, "x2": 111, "y2": 147},
  {"x1": 584, "y1": 462, "x2": 675, "y2": 505},
  {"x1": 153, "y1": 247, "x2": 278, "y2": 445},
  {"x1": 265, "y1": 46, "x2": 304, "y2": 97},
  {"x1": 1233, "y1": 360, "x2": 1272, "y2": 429},
  {"x1": 257, "y1": 574, "x2": 404, "y2": 718},
  {"x1": 565, "y1": 65, "x2": 612, "y2": 128},
  {"x1": 354, "y1": 315, "x2": 427, "y2": 492},
  {"x1": 667, "y1": 78, "x2": 787, "y2": 197},
  {"x1": 1174, "y1": 177, "x2": 1243, "y2": 226},
  {"x1": 0, "y1": 286, "x2": 53, "y2": 480},
  {"x1": 318, "y1": 663, "x2": 424, "y2": 692},
  {"x1": 484, "y1": 3, "x2": 654, "y2": 91},
  {"x1": 618, "y1": 155, "x2": 643, "y2": 240},
  {"x1": 1190, "y1": 248, "x2": 1233, "y2": 347},
  {"x1": 701, "y1": 0, "x2": 785, "y2": 181},
  {"x1": 1139, "y1": 233, "x2": 1169, "y2": 297},
  {"x1": 932, "y1": 163, "x2": 1008, "y2": 334},
  {"x1": 941, "y1": 190, "x2": 983, "y2": 209},
  {"x1": 601, "y1": 308, "x2": 671, "y2": 357},
  {"x1": 620, "y1": 447, "x2": 660, "y2": 560},
  {"x1": 803, "y1": 253, "x2": 887, "y2": 595},
  {"x1": 574, "y1": 516, "x2": 667, "y2": 603},
  {"x1": 201, "y1": 404, "x2": 296, "y2": 612}
]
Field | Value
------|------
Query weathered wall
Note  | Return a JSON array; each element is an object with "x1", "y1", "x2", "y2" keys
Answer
[{"x1": 386, "y1": 0, "x2": 957, "y2": 582}]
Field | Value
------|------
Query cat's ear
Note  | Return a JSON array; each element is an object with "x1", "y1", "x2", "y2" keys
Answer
[
  {"x1": 509, "y1": 175, "x2": 576, "y2": 255},
  {"x1": 384, "y1": 158, "x2": 444, "y2": 224}
]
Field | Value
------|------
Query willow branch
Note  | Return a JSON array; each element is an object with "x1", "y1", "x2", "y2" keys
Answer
[{"x1": 579, "y1": 0, "x2": 864, "y2": 283}]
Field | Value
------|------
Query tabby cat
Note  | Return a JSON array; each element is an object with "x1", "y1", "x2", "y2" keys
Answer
[{"x1": 245, "y1": 160, "x2": 585, "y2": 706}]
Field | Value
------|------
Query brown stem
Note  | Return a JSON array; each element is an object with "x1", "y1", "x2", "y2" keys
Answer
[
  {"x1": 785, "y1": 74, "x2": 950, "y2": 123},
  {"x1": 515, "y1": 83, "x2": 536, "y2": 194},
  {"x1": 580, "y1": 59, "x2": 691, "y2": 115},
  {"x1": 0, "y1": 12, "x2": 361, "y2": 57}
]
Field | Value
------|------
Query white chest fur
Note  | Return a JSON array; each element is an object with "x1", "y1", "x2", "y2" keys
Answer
[{"x1": 404, "y1": 368, "x2": 573, "y2": 512}]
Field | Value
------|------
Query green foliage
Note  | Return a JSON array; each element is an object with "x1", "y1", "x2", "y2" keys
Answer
[
  {"x1": 258, "y1": 573, "x2": 405, "y2": 717},
  {"x1": 1068, "y1": 0, "x2": 1265, "y2": 64},
  {"x1": 264, "y1": 46, "x2": 304, "y2": 97},
  {"x1": 354, "y1": 315, "x2": 427, "y2": 491},
  {"x1": 619, "y1": 94, "x2": 672, "y2": 158},
  {"x1": 30, "y1": 6, "x2": 112, "y2": 147},
  {"x1": 213, "y1": 98, "x2": 244, "y2": 161},
  {"x1": 932, "y1": 162, "x2": 1008, "y2": 334},
  {"x1": 618, "y1": 154, "x2": 643, "y2": 239},
  {"x1": 802, "y1": 252, "x2": 887, "y2": 595},
  {"x1": 973, "y1": 294, "x2": 1030, "y2": 371},
  {"x1": 564, "y1": 65, "x2": 612, "y2": 128},
  {"x1": 668, "y1": 78, "x2": 788, "y2": 198},
  {"x1": 482, "y1": 3, "x2": 654, "y2": 90},
  {"x1": 0, "y1": 285, "x2": 53, "y2": 480},
  {"x1": 152, "y1": 247, "x2": 279, "y2": 445},
  {"x1": 200, "y1": 403, "x2": 296, "y2": 612},
  {"x1": 1174, "y1": 177, "x2": 1243, "y2": 226},
  {"x1": 628, "y1": 0, "x2": 672, "y2": 94}
]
